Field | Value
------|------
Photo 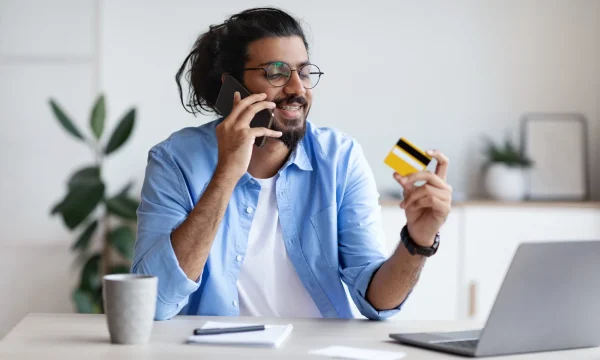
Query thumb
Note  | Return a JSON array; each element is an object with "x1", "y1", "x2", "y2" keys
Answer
[{"x1": 394, "y1": 172, "x2": 414, "y2": 192}]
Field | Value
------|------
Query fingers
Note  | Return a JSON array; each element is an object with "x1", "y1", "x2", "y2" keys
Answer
[
  {"x1": 233, "y1": 91, "x2": 241, "y2": 107},
  {"x1": 394, "y1": 171, "x2": 449, "y2": 190},
  {"x1": 410, "y1": 195, "x2": 451, "y2": 214},
  {"x1": 427, "y1": 149, "x2": 449, "y2": 181},
  {"x1": 400, "y1": 185, "x2": 429, "y2": 209},
  {"x1": 237, "y1": 101, "x2": 276, "y2": 127},
  {"x1": 394, "y1": 172, "x2": 416, "y2": 193},
  {"x1": 400, "y1": 184, "x2": 451, "y2": 210},
  {"x1": 248, "y1": 127, "x2": 283, "y2": 139},
  {"x1": 224, "y1": 93, "x2": 271, "y2": 125}
]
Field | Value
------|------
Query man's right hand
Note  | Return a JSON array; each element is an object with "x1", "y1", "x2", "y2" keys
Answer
[
  {"x1": 171, "y1": 91, "x2": 279, "y2": 283},
  {"x1": 215, "y1": 92, "x2": 281, "y2": 181}
]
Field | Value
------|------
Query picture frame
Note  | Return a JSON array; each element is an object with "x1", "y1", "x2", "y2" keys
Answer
[{"x1": 520, "y1": 112, "x2": 590, "y2": 201}]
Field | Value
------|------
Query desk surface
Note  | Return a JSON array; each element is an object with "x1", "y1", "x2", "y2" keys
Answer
[{"x1": 1, "y1": 313, "x2": 599, "y2": 359}]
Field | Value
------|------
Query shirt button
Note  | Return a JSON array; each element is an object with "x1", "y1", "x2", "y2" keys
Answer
[
  {"x1": 249, "y1": 179, "x2": 255, "y2": 184},
  {"x1": 236, "y1": 255, "x2": 242, "y2": 262},
  {"x1": 232, "y1": 300, "x2": 238, "y2": 307},
  {"x1": 246, "y1": 207, "x2": 253, "y2": 214}
]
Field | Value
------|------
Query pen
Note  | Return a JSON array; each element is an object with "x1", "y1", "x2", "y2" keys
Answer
[{"x1": 193, "y1": 325, "x2": 266, "y2": 336}]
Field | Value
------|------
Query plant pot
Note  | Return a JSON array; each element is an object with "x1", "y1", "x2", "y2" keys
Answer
[{"x1": 483, "y1": 163, "x2": 527, "y2": 201}]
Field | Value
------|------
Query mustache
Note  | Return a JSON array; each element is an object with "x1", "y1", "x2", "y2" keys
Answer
[{"x1": 274, "y1": 95, "x2": 307, "y2": 106}]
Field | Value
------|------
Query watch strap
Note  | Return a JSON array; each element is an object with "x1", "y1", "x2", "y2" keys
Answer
[{"x1": 401, "y1": 225, "x2": 440, "y2": 257}]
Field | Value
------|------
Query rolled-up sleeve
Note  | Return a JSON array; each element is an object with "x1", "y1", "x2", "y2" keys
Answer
[
  {"x1": 132, "y1": 148, "x2": 200, "y2": 320},
  {"x1": 337, "y1": 142, "x2": 407, "y2": 320}
]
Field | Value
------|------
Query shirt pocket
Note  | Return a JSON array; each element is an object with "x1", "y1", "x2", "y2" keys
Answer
[{"x1": 310, "y1": 205, "x2": 338, "y2": 269}]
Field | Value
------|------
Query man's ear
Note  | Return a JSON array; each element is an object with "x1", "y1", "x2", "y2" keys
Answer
[{"x1": 220, "y1": 72, "x2": 229, "y2": 84}]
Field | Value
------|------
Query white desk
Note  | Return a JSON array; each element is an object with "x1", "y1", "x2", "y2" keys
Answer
[{"x1": 1, "y1": 313, "x2": 599, "y2": 359}]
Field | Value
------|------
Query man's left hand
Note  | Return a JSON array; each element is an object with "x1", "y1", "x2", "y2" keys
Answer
[{"x1": 394, "y1": 150, "x2": 452, "y2": 247}]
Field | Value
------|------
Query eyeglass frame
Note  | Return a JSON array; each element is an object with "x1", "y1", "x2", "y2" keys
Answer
[{"x1": 243, "y1": 61, "x2": 324, "y2": 89}]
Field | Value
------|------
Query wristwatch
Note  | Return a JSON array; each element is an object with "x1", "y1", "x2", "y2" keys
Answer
[{"x1": 401, "y1": 225, "x2": 440, "y2": 257}]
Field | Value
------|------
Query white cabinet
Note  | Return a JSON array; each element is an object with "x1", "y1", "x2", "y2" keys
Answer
[
  {"x1": 461, "y1": 205, "x2": 600, "y2": 322},
  {"x1": 380, "y1": 207, "x2": 461, "y2": 321},
  {"x1": 377, "y1": 201, "x2": 600, "y2": 323}
]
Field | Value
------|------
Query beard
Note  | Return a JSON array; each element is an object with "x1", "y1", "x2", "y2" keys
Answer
[
  {"x1": 271, "y1": 95, "x2": 309, "y2": 150},
  {"x1": 271, "y1": 116, "x2": 307, "y2": 150}
]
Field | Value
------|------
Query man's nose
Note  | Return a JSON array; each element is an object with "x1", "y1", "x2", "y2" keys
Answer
[{"x1": 284, "y1": 71, "x2": 307, "y2": 97}]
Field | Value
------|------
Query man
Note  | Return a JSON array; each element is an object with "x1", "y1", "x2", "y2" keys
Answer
[{"x1": 132, "y1": 7, "x2": 452, "y2": 321}]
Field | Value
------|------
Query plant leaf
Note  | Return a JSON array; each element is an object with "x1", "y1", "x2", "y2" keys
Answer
[
  {"x1": 52, "y1": 167, "x2": 102, "y2": 221},
  {"x1": 90, "y1": 95, "x2": 106, "y2": 139},
  {"x1": 70, "y1": 251, "x2": 88, "y2": 270},
  {"x1": 482, "y1": 134, "x2": 533, "y2": 167},
  {"x1": 93, "y1": 303, "x2": 103, "y2": 314},
  {"x1": 80, "y1": 253, "x2": 102, "y2": 292},
  {"x1": 72, "y1": 288, "x2": 94, "y2": 313},
  {"x1": 91, "y1": 286, "x2": 104, "y2": 314},
  {"x1": 117, "y1": 181, "x2": 134, "y2": 197},
  {"x1": 106, "y1": 195, "x2": 139, "y2": 220},
  {"x1": 109, "y1": 264, "x2": 131, "y2": 274},
  {"x1": 51, "y1": 200, "x2": 64, "y2": 215},
  {"x1": 59, "y1": 181, "x2": 105, "y2": 229},
  {"x1": 71, "y1": 219, "x2": 98, "y2": 252},
  {"x1": 68, "y1": 166, "x2": 101, "y2": 188},
  {"x1": 109, "y1": 226, "x2": 135, "y2": 259},
  {"x1": 104, "y1": 108, "x2": 135, "y2": 155},
  {"x1": 49, "y1": 99, "x2": 84, "y2": 141}
]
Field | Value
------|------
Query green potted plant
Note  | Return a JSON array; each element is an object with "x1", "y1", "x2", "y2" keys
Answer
[
  {"x1": 48, "y1": 94, "x2": 140, "y2": 313},
  {"x1": 482, "y1": 135, "x2": 533, "y2": 201}
]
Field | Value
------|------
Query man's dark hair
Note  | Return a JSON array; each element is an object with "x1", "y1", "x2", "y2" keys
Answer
[{"x1": 175, "y1": 7, "x2": 309, "y2": 115}]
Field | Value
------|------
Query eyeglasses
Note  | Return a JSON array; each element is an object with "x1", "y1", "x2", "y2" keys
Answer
[{"x1": 244, "y1": 61, "x2": 324, "y2": 89}]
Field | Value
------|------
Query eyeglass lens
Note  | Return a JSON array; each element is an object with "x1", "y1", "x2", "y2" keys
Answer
[{"x1": 265, "y1": 62, "x2": 321, "y2": 89}]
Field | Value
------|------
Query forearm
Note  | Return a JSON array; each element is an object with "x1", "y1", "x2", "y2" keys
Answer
[
  {"x1": 171, "y1": 167, "x2": 237, "y2": 281},
  {"x1": 366, "y1": 242, "x2": 426, "y2": 310}
]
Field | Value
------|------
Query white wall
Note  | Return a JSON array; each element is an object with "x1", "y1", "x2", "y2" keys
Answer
[
  {"x1": 0, "y1": 0, "x2": 599, "y2": 338},
  {"x1": 99, "y1": 0, "x2": 600, "y2": 200},
  {"x1": 0, "y1": 0, "x2": 97, "y2": 338}
]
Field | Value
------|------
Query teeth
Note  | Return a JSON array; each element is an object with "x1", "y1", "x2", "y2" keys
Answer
[{"x1": 279, "y1": 106, "x2": 300, "y2": 111}]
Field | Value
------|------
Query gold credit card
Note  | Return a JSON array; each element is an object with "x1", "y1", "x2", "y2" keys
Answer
[{"x1": 384, "y1": 137, "x2": 432, "y2": 176}]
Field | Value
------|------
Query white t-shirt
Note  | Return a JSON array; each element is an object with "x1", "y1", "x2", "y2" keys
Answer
[{"x1": 237, "y1": 175, "x2": 322, "y2": 318}]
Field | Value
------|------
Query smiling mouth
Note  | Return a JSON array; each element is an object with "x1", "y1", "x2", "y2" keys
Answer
[
  {"x1": 275, "y1": 103, "x2": 304, "y2": 119},
  {"x1": 278, "y1": 105, "x2": 301, "y2": 111}
]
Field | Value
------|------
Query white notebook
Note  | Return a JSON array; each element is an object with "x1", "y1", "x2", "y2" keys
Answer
[{"x1": 187, "y1": 321, "x2": 293, "y2": 348}]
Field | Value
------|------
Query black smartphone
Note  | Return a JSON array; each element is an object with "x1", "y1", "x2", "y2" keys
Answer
[{"x1": 215, "y1": 74, "x2": 274, "y2": 147}]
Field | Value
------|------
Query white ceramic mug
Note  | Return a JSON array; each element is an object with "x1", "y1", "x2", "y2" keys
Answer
[{"x1": 102, "y1": 274, "x2": 158, "y2": 344}]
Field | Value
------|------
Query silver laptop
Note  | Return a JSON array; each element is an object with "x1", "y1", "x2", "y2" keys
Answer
[{"x1": 390, "y1": 240, "x2": 600, "y2": 357}]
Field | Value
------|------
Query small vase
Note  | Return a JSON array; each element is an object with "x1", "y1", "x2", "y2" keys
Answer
[{"x1": 483, "y1": 163, "x2": 527, "y2": 201}]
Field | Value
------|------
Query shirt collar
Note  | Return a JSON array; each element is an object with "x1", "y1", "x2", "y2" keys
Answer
[
  {"x1": 284, "y1": 139, "x2": 313, "y2": 172},
  {"x1": 236, "y1": 138, "x2": 313, "y2": 187}
]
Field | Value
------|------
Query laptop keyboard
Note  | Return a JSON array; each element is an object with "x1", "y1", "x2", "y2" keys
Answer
[{"x1": 440, "y1": 339, "x2": 479, "y2": 350}]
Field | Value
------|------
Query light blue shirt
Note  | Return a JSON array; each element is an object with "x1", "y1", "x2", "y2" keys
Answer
[{"x1": 132, "y1": 119, "x2": 406, "y2": 320}]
